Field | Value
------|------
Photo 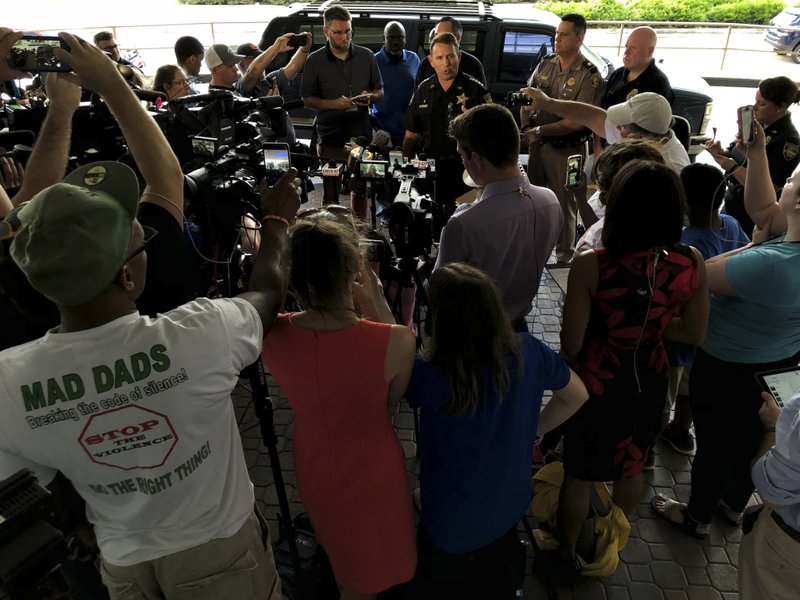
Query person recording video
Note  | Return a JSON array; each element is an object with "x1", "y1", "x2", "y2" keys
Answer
[{"x1": 0, "y1": 31, "x2": 300, "y2": 600}]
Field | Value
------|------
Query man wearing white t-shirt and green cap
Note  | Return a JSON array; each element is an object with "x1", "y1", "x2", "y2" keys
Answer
[{"x1": 0, "y1": 31, "x2": 300, "y2": 600}]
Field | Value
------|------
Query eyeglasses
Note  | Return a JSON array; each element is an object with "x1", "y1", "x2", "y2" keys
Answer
[
  {"x1": 125, "y1": 226, "x2": 158, "y2": 263},
  {"x1": 327, "y1": 28, "x2": 352, "y2": 37},
  {"x1": 170, "y1": 79, "x2": 190, "y2": 87}
]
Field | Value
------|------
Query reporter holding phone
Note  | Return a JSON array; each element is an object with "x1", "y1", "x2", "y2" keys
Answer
[
  {"x1": 705, "y1": 76, "x2": 800, "y2": 235},
  {"x1": 652, "y1": 120, "x2": 800, "y2": 538}
]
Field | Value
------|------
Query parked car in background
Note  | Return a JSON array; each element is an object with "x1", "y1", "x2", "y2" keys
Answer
[
  {"x1": 260, "y1": 0, "x2": 713, "y2": 157},
  {"x1": 766, "y1": 6, "x2": 800, "y2": 63}
]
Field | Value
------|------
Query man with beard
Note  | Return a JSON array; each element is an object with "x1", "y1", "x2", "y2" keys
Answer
[{"x1": 301, "y1": 5, "x2": 383, "y2": 162}]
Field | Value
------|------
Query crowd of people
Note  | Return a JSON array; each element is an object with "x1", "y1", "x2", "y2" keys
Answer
[{"x1": 0, "y1": 5, "x2": 799, "y2": 600}]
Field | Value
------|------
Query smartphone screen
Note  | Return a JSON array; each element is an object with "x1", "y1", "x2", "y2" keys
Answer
[
  {"x1": 8, "y1": 36, "x2": 71, "y2": 72},
  {"x1": 755, "y1": 366, "x2": 800, "y2": 408},
  {"x1": 738, "y1": 105, "x2": 755, "y2": 145},
  {"x1": 389, "y1": 150, "x2": 403, "y2": 167},
  {"x1": 263, "y1": 143, "x2": 291, "y2": 172},
  {"x1": 566, "y1": 154, "x2": 583, "y2": 188}
]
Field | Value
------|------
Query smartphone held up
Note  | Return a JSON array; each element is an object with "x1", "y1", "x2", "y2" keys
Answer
[
  {"x1": 737, "y1": 105, "x2": 755, "y2": 145},
  {"x1": 8, "y1": 35, "x2": 71, "y2": 73}
]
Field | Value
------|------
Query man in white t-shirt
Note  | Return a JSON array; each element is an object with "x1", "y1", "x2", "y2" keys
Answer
[{"x1": 0, "y1": 32, "x2": 300, "y2": 599}]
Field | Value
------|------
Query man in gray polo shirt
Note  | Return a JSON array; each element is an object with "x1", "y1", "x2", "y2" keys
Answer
[
  {"x1": 434, "y1": 104, "x2": 562, "y2": 332},
  {"x1": 301, "y1": 5, "x2": 383, "y2": 161}
]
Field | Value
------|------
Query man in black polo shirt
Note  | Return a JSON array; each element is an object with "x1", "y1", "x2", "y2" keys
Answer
[
  {"x1": 414, "y1": 17, "x2": 486, "y2": 87},
  {"x1": 602, "y1": 26, "x2": 674, "y2": 109},
  {"x1": 404, "y1": 32, "x2": 491, "y2": 221},
  {"x1": 301, "y1": 5, "x2": 383, "y2": 163}
]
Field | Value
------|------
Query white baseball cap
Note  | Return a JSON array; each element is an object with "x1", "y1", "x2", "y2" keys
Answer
[{"x1": 606, "y1": 92, "x2": 673, "y2": 135}]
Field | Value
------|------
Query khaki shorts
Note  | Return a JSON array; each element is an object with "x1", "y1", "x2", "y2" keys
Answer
[{"x1": 100, "y1": 511, "x2": 281, "y2": 600}]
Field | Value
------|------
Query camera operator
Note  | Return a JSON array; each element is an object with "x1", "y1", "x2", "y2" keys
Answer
[
  {"x1": 205, "y1": 44, "x2": 248, "y2": 95},
  {"x1": 403, "y1": 32, "x2": 491, "y2": 220},
  {"x1": 0, "y1": 31, "x2": 300, "y2": 600},
  {"x1": 435, "y1": 104, "x2": 562, "y2": 332}
]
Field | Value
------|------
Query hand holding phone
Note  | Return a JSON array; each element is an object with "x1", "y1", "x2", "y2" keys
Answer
[
  {"x1": 7, "y1": 35, "x2": 71, "y2": 73},
  {"x1": 287, "y1": 33, "x2": 309, "y2": 50},
  {"x1": 350, "y1": 92, "x2": 371, "y2": 106},
  {"x1": 738, "y1": 105, "x2": 755, "y2": 146},
  {"x1": 755, "y1": 366, "x2": 800, "y2": 408},
  {"x1": 565, "y1": 154, "x2": 583, "y2": 188}
]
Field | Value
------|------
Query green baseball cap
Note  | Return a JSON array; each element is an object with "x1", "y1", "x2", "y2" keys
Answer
[{"x1": 9, "y1": 161, "x2": 140, "y2": 306}]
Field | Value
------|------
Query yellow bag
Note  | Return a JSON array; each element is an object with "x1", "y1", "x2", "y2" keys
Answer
[{"x1": 530, "y1": 462, "x2": 630, "y2": 577}]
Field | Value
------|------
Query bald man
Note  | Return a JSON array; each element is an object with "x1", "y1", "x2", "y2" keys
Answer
[{"x1": 602, "y1": 26, "x2": 674, "y2": 109}]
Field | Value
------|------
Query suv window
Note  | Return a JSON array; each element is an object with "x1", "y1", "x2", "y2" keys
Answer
[
  {"x1": 499, "y1": 30, "x2": 553, "y2": 83},
  {"x1": 417, "y1": 27, "x2": 487, "y2": 60}
]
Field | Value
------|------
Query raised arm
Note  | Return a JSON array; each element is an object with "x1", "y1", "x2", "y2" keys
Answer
[
  {"x1": 12, "y1": 73, "x2": 81, "y2": 207},
  {"x1": 237, "y1": 169, "x2": 301, "y2": 331},
  {"x1": 521, "y1": 86, "x2": 608, "y2": 138},
  {"x1": 56, "y1": 32, "x2": 184, "y2": 224},
  {"x1": 283, "y1": 33, "x2": 312, "y2": 81},
  {"x1": 744, "y1": 121, "x2": 787, "y2": 236},
  {"x1": 242, "y1": 33, "x2": 293, "y2": 92}
]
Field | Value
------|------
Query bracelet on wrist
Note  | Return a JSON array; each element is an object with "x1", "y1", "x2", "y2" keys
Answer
[
  {"x1": 764, "y1": 426, "x2": 776, "y2": 435},
  {"x1": 262, "y1": 214, "x2": 290, "y2": 228}
]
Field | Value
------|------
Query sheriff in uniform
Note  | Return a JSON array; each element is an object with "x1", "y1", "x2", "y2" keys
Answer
[
  {"x1": 522, "y1": 14, "x2": 603, "y2": 263},
  {"x1": 404, "y1": 32, "x2": 491, "y2": 222}
]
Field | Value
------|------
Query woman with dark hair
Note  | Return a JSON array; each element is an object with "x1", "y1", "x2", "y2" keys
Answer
[
  {"x1": 151, "y1": 64, "x2": 190, "y2": 101},
  {"x1": 653, "y1": 121, "x2": 800, "y2": 538},
  {"x1": 262, "y1": 218, "x2": 417, "y2": 600},
  {"x1": 406, "y1": 263, "x2": 588, "y2": 597},
  {"x1": 706, "y1": 75, "x2": 800, "y2": 234},
  {"x1": 556, "y1": 160, "x2": 708, "y2": 572}
]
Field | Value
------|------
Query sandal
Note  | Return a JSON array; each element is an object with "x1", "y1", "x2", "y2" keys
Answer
[
  {"x1": 651, "y1": 493, "x2": 709, "y2": 539},
  {"x1": 715, "y1": 501, "x2": 744, "y2": 527}
]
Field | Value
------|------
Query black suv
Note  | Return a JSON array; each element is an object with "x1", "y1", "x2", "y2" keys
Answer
[{"x1": 260, "y1": 0, "x2": 712, "y2": 155}]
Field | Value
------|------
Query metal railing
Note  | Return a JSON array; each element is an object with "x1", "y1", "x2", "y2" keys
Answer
[{"x1": 588, "y1": 20, "x2": 798, "y2": 70}]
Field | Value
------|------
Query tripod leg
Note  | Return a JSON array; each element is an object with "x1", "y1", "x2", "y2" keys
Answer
[{"x1": 241, "y1": 361, "x2": 304, "y2": 584}]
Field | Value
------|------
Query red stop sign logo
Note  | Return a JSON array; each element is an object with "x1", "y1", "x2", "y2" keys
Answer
[{"x1": 78, "y1": 406, "x2": 178, "y2": 470}]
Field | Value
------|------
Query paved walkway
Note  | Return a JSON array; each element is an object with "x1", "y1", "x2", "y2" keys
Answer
[{"x1": 231, "y1": 253, "x2": 746, "y2": 598}]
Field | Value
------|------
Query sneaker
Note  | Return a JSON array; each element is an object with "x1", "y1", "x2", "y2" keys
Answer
[{"x1": 660, "y1": 422, "x2": 695, "y2": 455}]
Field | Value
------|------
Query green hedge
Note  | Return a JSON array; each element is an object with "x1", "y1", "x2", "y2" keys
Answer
[{"x1": 534, "y1": 0, "x2": 785, "y2": 24}]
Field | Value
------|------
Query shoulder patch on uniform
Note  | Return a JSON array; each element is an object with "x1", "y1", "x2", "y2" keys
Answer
[
  {"x1": 583, "y1": 58, "x2": 599, "y2": 73},
  {"x1": 591, "y1": 73, "x2": 602, "y2": 88},
  {"x1": 784, "y1": 142, "x2": 799, "y2": 161}
]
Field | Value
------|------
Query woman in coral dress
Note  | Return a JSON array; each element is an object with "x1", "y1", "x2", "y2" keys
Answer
[{"x1": 263, "y1": 217, "x2": 416, "y2": 599}]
